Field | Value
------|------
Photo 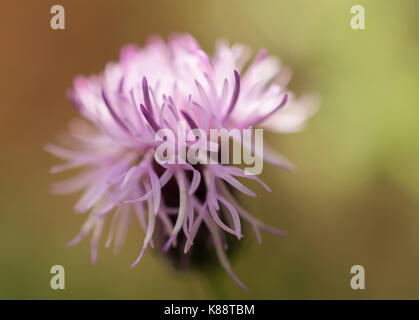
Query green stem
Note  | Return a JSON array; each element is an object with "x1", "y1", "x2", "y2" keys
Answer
[{"x1": 206, "y1": 271, "x2": 228, "y2": 299}]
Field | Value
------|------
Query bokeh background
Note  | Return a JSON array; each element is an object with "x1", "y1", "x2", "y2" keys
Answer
[{"x1": 1, "y1": 0, "x2": 419, "y2": 299}]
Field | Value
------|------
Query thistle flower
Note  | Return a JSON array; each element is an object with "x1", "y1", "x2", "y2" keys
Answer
[{"x1": 46, "y1": 34, "x2": 317, "y2": 290}]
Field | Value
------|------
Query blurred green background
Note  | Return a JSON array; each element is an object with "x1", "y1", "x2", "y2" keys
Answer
[{"x1": 1, "y1": 0, "x2": 419, "y2": 299}]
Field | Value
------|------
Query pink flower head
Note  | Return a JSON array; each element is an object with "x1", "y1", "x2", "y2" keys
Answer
[{"x1": 46, "y1": 34, "x2": 317, "y2": 289}]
